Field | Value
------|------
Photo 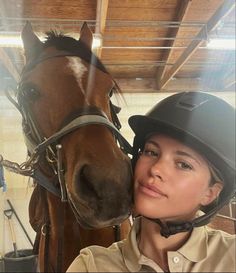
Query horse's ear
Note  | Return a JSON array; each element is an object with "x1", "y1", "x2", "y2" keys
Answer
[
  {"x1": 79, "y1": 22, "x2": 93, "y2": 50},
  {"x1": 21, "y1": 21, "x2": 43, "y2": 62}
]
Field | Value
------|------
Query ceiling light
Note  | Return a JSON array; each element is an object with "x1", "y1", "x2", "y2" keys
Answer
[
  {"x1": 92, "y1": 34, "x2": 102, "y2": 49},
  {"x1": 0, "y1": 35, "x2": 23, "y2": 47},
  {"x1": 207, "y1": 38, "x2": 235, "y2": 50},
  {"x1": 0, "y1": 33, "x2": 45, "y2": 48}
]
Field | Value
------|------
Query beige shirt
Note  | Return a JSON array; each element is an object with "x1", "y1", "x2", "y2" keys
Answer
[{"x1": 67, "y1": 217, "x2": 236, "y2": 272}]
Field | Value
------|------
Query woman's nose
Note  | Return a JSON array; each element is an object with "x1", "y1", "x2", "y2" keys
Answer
[{"x1": 149, "y1": 158, "x2": 166, "y2": 181}]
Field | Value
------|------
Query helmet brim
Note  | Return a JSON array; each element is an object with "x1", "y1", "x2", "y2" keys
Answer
[{"x1": 129, "y1": 115, "x2": 185, "y2": 141}]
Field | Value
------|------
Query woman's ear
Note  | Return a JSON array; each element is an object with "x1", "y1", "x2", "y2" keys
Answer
[{"x1": 201, "y1": 182, "x2": 223, "y2": 206}]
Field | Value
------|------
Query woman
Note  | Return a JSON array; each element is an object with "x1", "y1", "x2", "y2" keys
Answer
[{"x1": 67, "y1": 91, "x2": 235, "y2": 272}]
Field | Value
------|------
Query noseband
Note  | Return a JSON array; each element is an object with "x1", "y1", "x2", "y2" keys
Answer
[{"x1": 1, "y1": 51, "x2": 132, "y2": 202}]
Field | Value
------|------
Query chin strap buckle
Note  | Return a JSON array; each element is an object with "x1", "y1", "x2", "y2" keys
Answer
[
  {"x1": 160, "y1": 221, "x2": 194, "y2": 238},
  {"x1": 145, "y1": 216, "x2": 194, "y2": 238}
]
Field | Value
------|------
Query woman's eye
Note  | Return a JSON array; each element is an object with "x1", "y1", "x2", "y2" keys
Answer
[
  {"x1": 177, "y1": 161, "x2": 193, "y2": 170},
  {"x1": 143, "y1": 149, "x2": 159, "y2": 157}
]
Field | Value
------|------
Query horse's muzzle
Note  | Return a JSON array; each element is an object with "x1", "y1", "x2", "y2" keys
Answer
[{"x1": 70, "y1": 160, "x2": 133, "y2": 228}]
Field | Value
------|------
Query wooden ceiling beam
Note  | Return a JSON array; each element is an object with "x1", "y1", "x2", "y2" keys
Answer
[
  {"x1": 0, "y1": 48, "x2": 20, "y2": 83},
  {"x1": 156, "y1": 0, "x2": 192, "y2": 89},
  {"x1": 159, "y1": 0, "x2": 236, "y2": 90},
  {"x1": 95, "y1": 0, "x2": 109, "y2": 58},
  {"x1": 116, "y1": 77, "x2": 216, "y2": 93}
]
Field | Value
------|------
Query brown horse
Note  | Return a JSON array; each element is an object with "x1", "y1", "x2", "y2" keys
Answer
[{"x1": 16, "y1": 22, "x2": 133, "y2": 272}]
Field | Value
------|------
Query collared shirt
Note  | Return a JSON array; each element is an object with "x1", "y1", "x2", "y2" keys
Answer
[{"x1": 67, "y1": 217, "x2": 236, "y2": 272}]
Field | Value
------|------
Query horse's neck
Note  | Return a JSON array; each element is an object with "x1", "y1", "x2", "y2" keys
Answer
[
  {"x1": 48, "y1": 193, "x2": 131, "y2": 269},
  {"x1": 31, "y1": 186, "x2": 130, "y2": 272},
  {"x1": 46, "y1": 192, "x2": 82, "y2": 269},
  {"x1": 47, "y1": 192, "x2": 131, "y2": 246},
  {"x1": 47, "y1": 192, "x2": 81, "y2": 244}
]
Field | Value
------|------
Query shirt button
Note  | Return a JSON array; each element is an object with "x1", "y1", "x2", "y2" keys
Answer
[{"x1": 173, "y1": 256, "x2": 180, "y2": 263}]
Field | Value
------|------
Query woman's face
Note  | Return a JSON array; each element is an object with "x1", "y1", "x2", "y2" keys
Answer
[{"x1": 134, "y1": 134, "x2": 222, "y2": 222}]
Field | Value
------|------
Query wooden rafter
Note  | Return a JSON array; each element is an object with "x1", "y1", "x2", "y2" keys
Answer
[
  {"x1": 159, "y1": 0, "x2": 236, "y2": 90},
  {"x1": 95, "y1": 0, "x2": 109, "y2": 58},
  {"x1": 156, "y1": 0, "x2": 192, "y2": 89},
  {"x1": 116, "y1": 77, "x2": 214, "y2": 93}
]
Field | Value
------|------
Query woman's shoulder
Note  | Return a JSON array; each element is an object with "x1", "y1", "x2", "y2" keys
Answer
[
  {"x1": 205, "y1": 225, "x2": 235, "y2": 245},
  {"x1": 67, "y1": 240, "x2": 128, "y2": 272},
  {"x1": 80, "y1": 239, "x2": 126, "y2": 256}
]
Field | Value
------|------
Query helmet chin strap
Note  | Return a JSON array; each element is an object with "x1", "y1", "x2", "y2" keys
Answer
[
  {"x1": 144, "y1": 217, "x2": 194, "y2": 238},
  {"x1": 144, "y1": 176, "x2": 236, "y2": 238},
  {"x1": 144, "y1": 192, "x2": 232, "y2": 238}
]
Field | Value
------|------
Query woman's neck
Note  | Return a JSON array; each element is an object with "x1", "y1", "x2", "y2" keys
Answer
[{"x1": 138, "y1": 217, "x2": 191, "y2": 272}]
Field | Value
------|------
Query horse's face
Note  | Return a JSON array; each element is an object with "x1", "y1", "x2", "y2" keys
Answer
[{"x1": 20, "y1": 23, "x2": 133, "y2": 228}]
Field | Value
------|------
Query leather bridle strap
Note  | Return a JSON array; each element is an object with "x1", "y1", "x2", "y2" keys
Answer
[
  {"x1": 113, "y1": 225, "x2": 121, "y2": 241},
  {"x1": 32, "y1": 169, "x2": 61, "y2": 197},
  {"x1": 22, "y1": 50, "x2": 108, "y2": 76},
  {"x1": 35, "y1": 113, "x2": 132, "y2": 155},
  {"x1": 56, "y1": 201, "x2": 65, "y2": 272}
]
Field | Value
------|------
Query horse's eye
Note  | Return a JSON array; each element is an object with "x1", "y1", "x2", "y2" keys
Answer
[{"x1": 19, "y1": 84, "x2": 40, "y2": 102}]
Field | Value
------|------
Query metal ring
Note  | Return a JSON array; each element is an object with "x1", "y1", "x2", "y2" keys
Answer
[{"x1": 41, "y1": 223, "x2": 47, "y2": 236}]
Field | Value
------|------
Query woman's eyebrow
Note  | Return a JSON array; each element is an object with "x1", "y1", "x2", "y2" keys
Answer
[
  {"x1": 176, "y1": 150, "x2": 201, "y2": 166},
  {"x1": 145, "y1": 140, "x2": 159, "y2": 147},
  {"x1": 146, "y1": 140, "x2": 202, "y2": 166}
]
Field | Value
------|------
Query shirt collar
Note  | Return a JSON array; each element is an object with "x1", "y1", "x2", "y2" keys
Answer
[
  {"x1": 122, "y1": 216, "x2": 209, "y2": 270},
  {"x1": 177, "y1": 225, "x2": 208, "y2": 262},
  {"x1": 122, "y1": 217, "x2": 143, "y2": 272}
]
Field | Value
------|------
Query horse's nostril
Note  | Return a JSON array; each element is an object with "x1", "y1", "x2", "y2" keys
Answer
[
  {"x1": 77, "y1": 165, "x2": 98, "y2": 197},
  {"x1": 74, "y1": 162, "x2": 132, "y2": 217}
]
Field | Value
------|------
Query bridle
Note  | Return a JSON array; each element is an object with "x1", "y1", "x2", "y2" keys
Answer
[
  {"x1": 1, "y1": 50, "x2": 132, "y2": 202},
  {"x1": 0, "y1": 50, "x2": 132, "y2": 272}
]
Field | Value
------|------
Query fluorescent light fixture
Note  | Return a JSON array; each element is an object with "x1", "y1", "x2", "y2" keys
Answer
[
  {"x1": 0, "y1": 33, "x2": 102, "y2": 49},
  {"x1": 92, "y1": 37, "x2": 102, "y2": 48},
  {"x1": 207, "y1": 38, "x2": 235, "y2": 50},
  {"x1": 0, "y1": 35, "x2": 23, "y2": 47},
  {"x1": 92, "y1": 33, "x2": 102, "y2": 49},
  {"x1": 0, "y1": 34, "x2": 45, "y2": 47}
]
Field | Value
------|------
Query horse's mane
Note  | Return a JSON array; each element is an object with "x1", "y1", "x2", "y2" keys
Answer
[{"x1": 43, "y1": 31, "x2": 108, "y2": 75}]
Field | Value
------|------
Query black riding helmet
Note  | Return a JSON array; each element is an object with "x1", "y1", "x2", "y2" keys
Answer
[{"x1": 128, "y1": 91, "x2": 235, "y2": 238}]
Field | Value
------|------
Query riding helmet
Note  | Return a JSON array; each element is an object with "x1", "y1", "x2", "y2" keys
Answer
[{"x1": 128, "y1": 91, "x2": 235, "y2": 237}]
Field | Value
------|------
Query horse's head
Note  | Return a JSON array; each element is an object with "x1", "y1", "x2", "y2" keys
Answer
[{"x1": 18, "y1": 22, "x2": 133, "y2": 228}]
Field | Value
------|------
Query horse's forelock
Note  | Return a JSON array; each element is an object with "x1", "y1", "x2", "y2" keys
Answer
[
  {"x1": 42, "y1": 32, "x2": 110, "y2": 77},
  {"x1": 44, "y1": 31, "x2": 79, "y2": 51}
]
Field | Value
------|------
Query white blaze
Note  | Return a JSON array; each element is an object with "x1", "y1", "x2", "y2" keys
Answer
[{"x1": 66, "y1": 56, "x2": 88, "y2": 97}]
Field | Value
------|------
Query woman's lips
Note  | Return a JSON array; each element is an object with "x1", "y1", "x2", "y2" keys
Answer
[{"x1": 138, "y1": 182, "x2": 167, "y2": 198}]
